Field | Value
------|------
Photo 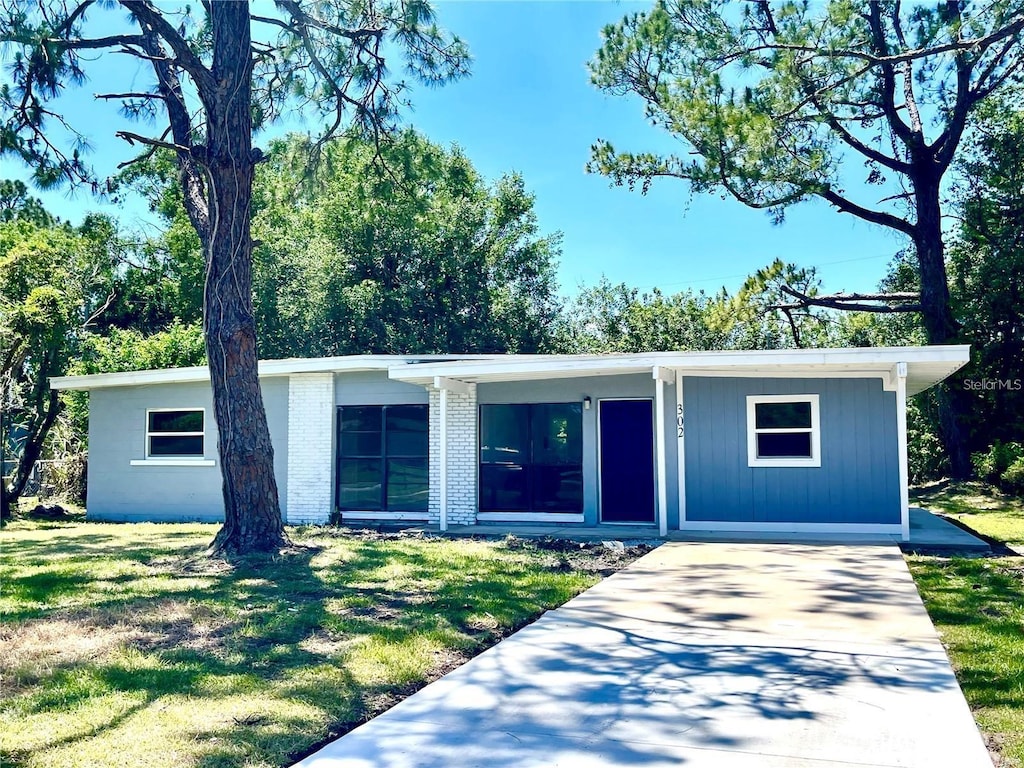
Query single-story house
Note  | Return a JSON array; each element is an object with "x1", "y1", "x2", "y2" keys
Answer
[{"x1": 50, "y1": 345, "x2": 969, "y2": 541}]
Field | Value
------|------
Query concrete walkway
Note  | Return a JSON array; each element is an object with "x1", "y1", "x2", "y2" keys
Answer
[{"x1": 294, "y1": 543, "x2": 992, "y2": 768}]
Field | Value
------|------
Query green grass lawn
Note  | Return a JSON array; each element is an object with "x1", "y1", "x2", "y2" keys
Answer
[
  {"x1": 907, "y1": 482, "x2": 1024, "y2": 767},
  {"x1": 912, "y1": 480, "x2": 1024, "y2": 546},
  {"x1": 0, "y1": 520, "x2": 629, "y2": 768}
]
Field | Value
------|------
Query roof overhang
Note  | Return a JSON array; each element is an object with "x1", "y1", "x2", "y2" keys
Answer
[
  {"x1": 50, "y1": 346, "x2": 970, "y2": 397},
  {"x1": 387, "y1": 346, "x2": 971, "y2": 397},
  {"x1": 49, "y1": 354, "x2": 480, "y2": 391}
]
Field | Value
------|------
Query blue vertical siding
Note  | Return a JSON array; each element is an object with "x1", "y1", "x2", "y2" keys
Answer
[{"x1": 683, "y1": 377, "x2": 900, "y2": 525}]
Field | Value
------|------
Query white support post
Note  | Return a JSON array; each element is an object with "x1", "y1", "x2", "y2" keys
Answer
[
  {"x1": 439, "y1": 386, "x2": 448, "y2": 532},
  {"x1": 653, "y1": 366, "x2": 673, "y2": 537},
  {"x1": 676, "y1": 370, "x2": 686, "y2": 526},
  {"x1": 895, "y1": 362, "x2": 910, "y2": 542}
]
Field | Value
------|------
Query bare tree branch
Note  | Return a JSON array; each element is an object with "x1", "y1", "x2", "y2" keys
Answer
[{"x1": 776, "y1": 285, "x2": 922, "y2": 313}]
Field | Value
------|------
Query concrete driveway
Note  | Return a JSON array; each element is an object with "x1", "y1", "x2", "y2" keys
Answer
[{"x1": 294, "y1": 543, "x2": 992, "y2": 768}]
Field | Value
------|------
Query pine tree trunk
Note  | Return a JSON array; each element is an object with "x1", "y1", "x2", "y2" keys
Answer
[
  {"x1": 915, "y1": 176, "x2": 972, "y2": 479},
  {"x1": 206, "y1": 2, "x2": 287, "y2": 555}
]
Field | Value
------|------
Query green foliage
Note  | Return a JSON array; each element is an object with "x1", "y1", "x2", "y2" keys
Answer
[
  {"x1": 1003, "y1": 458, "x2": 1024, "y2": 494},
  {"x1": 0, "y1": 214, "x2": 117, "y2": 511},
  {"x1": 73, "y1": 322, "x2": 207, "y2": 375},
  {"x1": 907, "y1": 400, "x2": 950, "y2": 484},
  {"x1": 1, "y1": 2, "x2": 470, "y2": 190},
  {"x1": 253, "y1": 132, "x2": 562, "y2": 355},
  {"x1": 0, "y1": 180, "x2": 53, "y2": 226},
  {"x1": 122, "y1": 132, "x2": 563, "y2": 356},
  {"x1": 949, "y1": 86, "x2": 1024, "y2": 450},
  {"x1": 557, "y1": 260, "x2": 843, "y2": 354},
  {"x1": 556, "y1": 278, "x2": 739, "y2": 353},
  {"x1": 588, "y1": 1, "x2": 1024, "y2": 218},
  {"x1": 972, "y1": 442, "x2": 1024, "y2": 492}
]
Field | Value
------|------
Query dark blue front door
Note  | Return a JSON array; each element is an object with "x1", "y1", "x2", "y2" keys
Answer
[{"x1": 599, "y1": 399, "x2": 655, "y2": 523}]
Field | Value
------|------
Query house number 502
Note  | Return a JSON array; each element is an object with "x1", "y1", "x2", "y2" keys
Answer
[{"x1": 677, "y1": 404, "x2": 684, "y2": 438}]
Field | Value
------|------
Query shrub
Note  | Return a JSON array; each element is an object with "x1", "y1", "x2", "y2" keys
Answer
[
  {"x1": 972, "y1": 442, "x2": 1024, "y2": 491},
  {"x1": 1002, "y1": 457, "x2": 1024, "y2": 494}
]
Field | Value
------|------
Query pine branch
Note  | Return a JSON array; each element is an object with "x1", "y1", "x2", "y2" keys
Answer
[{"x1": 776, "y1": 285, "x2": 922, "y2": 313}]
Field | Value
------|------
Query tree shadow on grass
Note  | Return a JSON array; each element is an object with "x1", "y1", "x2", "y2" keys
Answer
[{"x1": 5, "y1": 532, "x2": 597, "y2": 768}]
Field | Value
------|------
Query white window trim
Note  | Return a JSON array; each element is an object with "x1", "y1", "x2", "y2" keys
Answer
[
  {"x1": 746, "y1": 394, "x2": 821, "y2": 468},
  {"x1": 143, "y1": 407, "x2": 207, "y2": 461}
]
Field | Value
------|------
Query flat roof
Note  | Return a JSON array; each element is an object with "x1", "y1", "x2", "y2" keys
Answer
[{"x1": 50, "y1": 345, "x2": 970, "y2": 396}]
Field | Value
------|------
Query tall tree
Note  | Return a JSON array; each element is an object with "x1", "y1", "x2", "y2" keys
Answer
[
  {"x1": 589, "y1": 0, "x2": 1024, "y2": 476},
  {"x1": 253, "y1": 132, "x2": 562, "y2": 356},
  {"x1": 1, "y1": 215, "x2": 114, "y2": 519},
  {"x1": 1, "y1": 2, "x2": 468, "y2": 553},
  {"x1": 948, "y1": 87, "x2": 1024, "y2": 449},
  {"x1": 117, "y1": 132, "x2": 563, "y2": 357}
]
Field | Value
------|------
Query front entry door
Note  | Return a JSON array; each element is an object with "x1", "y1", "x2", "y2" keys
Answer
[{"x1": 599, "y1": 399, "x2": 655, "y2": 523}]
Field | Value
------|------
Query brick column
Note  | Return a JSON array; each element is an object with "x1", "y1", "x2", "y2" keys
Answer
[
  {"x1": 285, "y1": 373, "x2": 334, "y2": 524},
  {"x1": 428, "y1": 383, "x2": 478, "y2": 527}
]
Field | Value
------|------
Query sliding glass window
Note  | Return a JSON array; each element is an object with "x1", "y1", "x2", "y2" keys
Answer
[
  {"x1": 479, "y1": 403, "x2": 583, "y2": 513},
  {"x1": 336, "y1": 405, "x2": 428, "y2": 512}
]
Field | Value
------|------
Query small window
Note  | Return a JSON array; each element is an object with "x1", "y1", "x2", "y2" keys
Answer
[
  {"x1": 746, "y1": 395, "x2": 820, "y2": 468},
  {"x1": 147, "y1": 409, "x2": 205, "y2": 458}
]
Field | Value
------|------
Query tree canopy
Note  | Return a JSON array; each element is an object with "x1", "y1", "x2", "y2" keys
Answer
[
  {"x1": 1, "y1": 0, "x2": 469, "y2": 553},
  {"x1": 589, "y1": 0, "x2": 1024, "y2": 476},
  {"x1": 0, "y1": 210, "x2": 117, "y2": 518}
]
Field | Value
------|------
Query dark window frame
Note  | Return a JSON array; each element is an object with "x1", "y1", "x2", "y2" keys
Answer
[
  {"x1": 335, "y1": 404, "x2": 429, "y2": 512},
  {"x1": 479, "y1": 402, "x2": 584, "y2": 514},
  {"x1": 146, "y1": 408, "x2": 205, "y2": 459}
]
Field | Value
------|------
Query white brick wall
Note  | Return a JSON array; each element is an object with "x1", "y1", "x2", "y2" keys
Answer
[
  {"x1": 428, "y1": 384, "x2": 478, "y2": 527},
  {"x1": 285, "y1": 373, "x2": 334, "y2": 524}
]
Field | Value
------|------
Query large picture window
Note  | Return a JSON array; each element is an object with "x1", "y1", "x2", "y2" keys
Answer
[
  {"x1": 479, "y1": 403, "x2": 583, "y2": 513},
  {"x1": 147, "y1": 409, "x2": 205, "y2": 458},
  {"x1": 746, "y1": 395, "x2": 821, "y2": 468},
  {"x1": 336, "y1": 405, "x2": 428, "y2": 512}
]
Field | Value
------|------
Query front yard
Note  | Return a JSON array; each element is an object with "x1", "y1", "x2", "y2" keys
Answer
[
  {"x1": 0, "y1": 519, "x2": 642, "y2": 768},
  {"x1": 4, "y1": 487, "x2": 1022, "y2": 768},
  {"x1": 909, "y1": 482, "x2": 1024, "y2": 767}
]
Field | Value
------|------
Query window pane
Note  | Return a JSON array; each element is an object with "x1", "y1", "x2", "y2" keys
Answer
[
  {"x1": 480, "y1": 464, "x2": 528, "y2": 510},
  {"x1": 386, "y1": 404, "x2": 428, "y2": 455},
  {"x1": 149, "y1": 411, "x2": 203, "y2": 433},
  {"x1": 340, "y1": 431, "x2": 382, "y2": 457},
  {"x1": 757, "y1": 432, "x2": 812, "y2": 458},
  {"x1": 480, "y1": 405, "x2": 529, "y2": 464},
  {"x1": 337, "y1": 458, "x2": 383, "y2": 510},
  {"x1": 149, "y1": 435, "x2": 203, "y2": 456},
  {"x1": 531, "y1": 404, "x2": 583, "y2": 465},
  {"x1": 531, "y1": 465, "x2": 584, "y2": 512},
  {"x1": 386, "y1": 406, "x2": 428, "y2": 435},
  {"x1": 755, "y1": 401, "x2": 812, "y2": 429},
  {"x1": 339, "y1": 406, "x2": 382, "y2": 432},
  {"x1": 386, "y1": 458, "x2": 428, "y2": 511}
]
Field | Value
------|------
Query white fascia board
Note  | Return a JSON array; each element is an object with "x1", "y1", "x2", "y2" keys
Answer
[
  {"x1": 49, "y1": 354, "x2": 469, "y2": 391},
  {"x1": 52, "y1": 345, "x2": 970, "y2": 392},
  {"x1": 389, "y1": 355, "x2": 661, "y2": 384},
  {"x1": 388, "y1": 345, "x2": 970, "y2": 388}
]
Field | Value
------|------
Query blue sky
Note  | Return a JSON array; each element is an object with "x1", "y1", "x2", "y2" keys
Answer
[{"x1": 8, "y1": 0, "x2": 907, "y2": 299}]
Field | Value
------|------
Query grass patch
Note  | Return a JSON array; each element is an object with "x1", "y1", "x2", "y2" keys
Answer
[
  {"x1": 0, "y1": 521, "x2": 643, "y2": 768},
  {"x1": 912, "y1": 480, "x2": 1024, "y2": 546},
  {"x1": 908, "y1": 482, "x2": 1024, "y2": 767},
  {"x1": 908, "y1": 556, "x2": 1024, "y2": 767}
]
